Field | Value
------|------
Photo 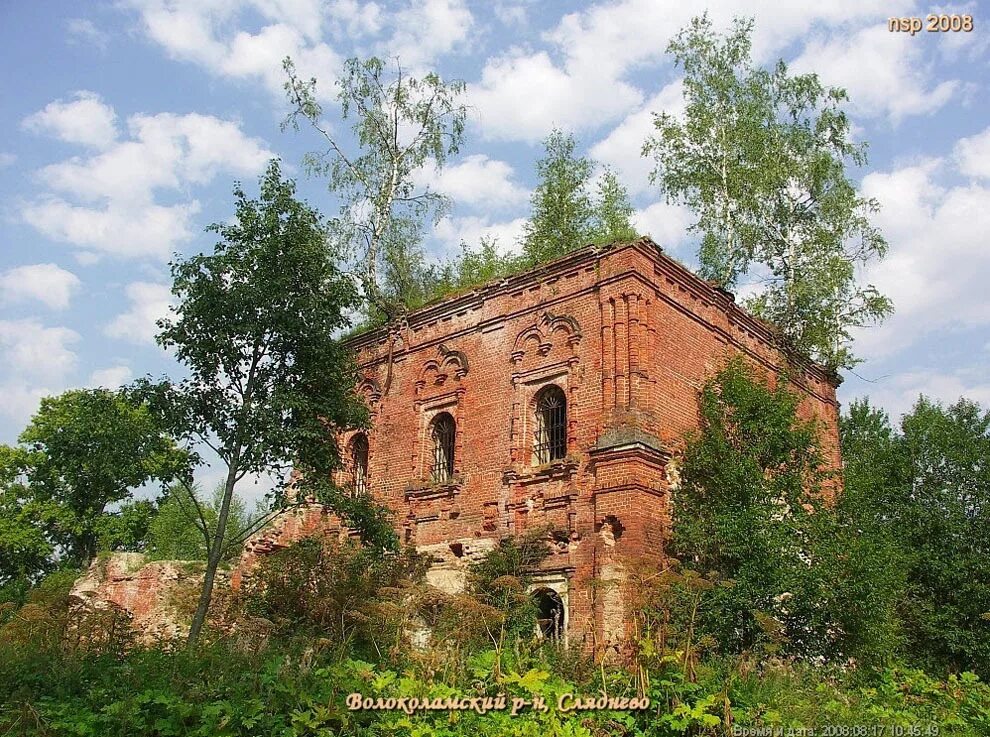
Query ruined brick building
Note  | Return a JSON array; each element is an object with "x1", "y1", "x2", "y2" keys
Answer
[
  {"x1": 70, "y1": 237, "x2": 840, "y2": 646},
  {"x1": 334, "y1": 237, "x2": 842, "y2": 649}
]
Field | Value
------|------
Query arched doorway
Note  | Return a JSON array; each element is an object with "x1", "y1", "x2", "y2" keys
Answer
[{"x1": 533, "y1": 587, "x2": 564, "y2": 641}]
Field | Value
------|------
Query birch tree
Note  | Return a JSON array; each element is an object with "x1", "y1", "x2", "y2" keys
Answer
[
  {"x1": 644, "y1": 15, "x2": 891, "y2": 370},
  {"x1": 283, "y1": 56, "x2": 468, "y2": 326}
]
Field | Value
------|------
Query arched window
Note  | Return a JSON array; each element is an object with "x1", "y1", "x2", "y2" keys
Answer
[
  {"x1": 534, "y1": 385, "x2": 567, "y2": 463},
  {"x1": 350, "y1": 433, "x2": 369, "y2": 495},
  {"x1": 430, "y1": 412, "x2": 456, "y2": 483}
]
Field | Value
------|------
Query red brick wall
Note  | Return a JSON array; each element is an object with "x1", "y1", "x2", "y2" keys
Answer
[{"x1": 340, "y1": 238, "x2": 841, "y2": 648}]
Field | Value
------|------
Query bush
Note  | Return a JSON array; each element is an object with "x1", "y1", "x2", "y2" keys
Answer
[
  {"x1": 234, "y1": 536, "x2": 427, "y2": 655},
  {"x1": 670, "y1": 359, "x2": 903, "y2": 666}
]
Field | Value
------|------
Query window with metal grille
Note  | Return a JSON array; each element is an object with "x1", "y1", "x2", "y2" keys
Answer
[
  {"x1": 350, "y1": 433, "x2": 369, "y2": 495},
  {"x1": 534, "y1": 385, "x2": 567, "y2": 463},
  {"x1": 430, "y1": 412, "x2": 456, "y2": 482}
]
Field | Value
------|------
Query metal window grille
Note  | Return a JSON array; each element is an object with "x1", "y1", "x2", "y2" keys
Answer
[
  {"x1": 535, "y1": 386, "x2": 567, "y2": 463},
  {"x1": 351, "y1": 434, "x2": 369, "y2": 496},
  {"x1": 430, "y1": 413, "x2": 456, "y2": 482}
]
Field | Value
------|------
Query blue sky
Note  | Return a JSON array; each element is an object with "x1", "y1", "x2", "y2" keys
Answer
[{"x1": 1, "y1": 0, "x2": 989, "y2": 463}]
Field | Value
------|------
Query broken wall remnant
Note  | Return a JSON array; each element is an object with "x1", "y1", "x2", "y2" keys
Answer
[{"x1": 68, "y1": 238, "x2": 841, "y2": 650}]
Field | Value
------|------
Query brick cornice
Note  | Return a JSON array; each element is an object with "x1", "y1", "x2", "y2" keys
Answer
[{"x1": 343, "y1": 237, "x2": 840, "y2": 390}]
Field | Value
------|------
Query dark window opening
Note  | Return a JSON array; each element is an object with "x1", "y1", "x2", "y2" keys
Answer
[
  {"x1": 534, "y1": 385, "x2": 567, "y2": 463},
  {"x1": 430, "y1": 412, "x2": 456, "y2": 483},
  {"x1": 350, "y1": 433, "x2": 369, "y2": 496},
  {"x1": 599, "y1": 515, "x2": 624, "y2": 540},
  {"x1": 533, "y1": 588, "x2": 564, "y2": 641}
]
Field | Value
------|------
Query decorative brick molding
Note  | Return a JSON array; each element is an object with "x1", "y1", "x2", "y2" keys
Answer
[{"x1": 341, "y1": 238, "x2": 842, "y2": 647}]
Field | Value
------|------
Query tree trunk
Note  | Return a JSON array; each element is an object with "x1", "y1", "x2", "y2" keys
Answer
[{"x1": 186, "y1": 455, "x2": 239, "y2": 646}]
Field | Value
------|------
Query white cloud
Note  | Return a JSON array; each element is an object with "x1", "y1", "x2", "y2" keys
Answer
[
  {"x1": 493, "y1": 1, "x2": 527, "y2": 27},
  {"x1": 473, "y1": 0, "x2": 943, "y2": 142},
  {"x1": 0, "y1": 153, "x2": 15, "y2": 168},
  {"x1": 22, "y1": 91, "x2": 119, "y2": 150},
  {"x1": 67, "y1": 18, "x2": 110, "y2": 50},
  {"x1": 22, "y1": 199, "x2": 201, "y2": 261},
  {"x1": 954, "y1": 126, "x2": 990, "y2": 179},
  {"x1": 0, "y1": 263, "x2": 82, "y2": 310},
  {"x1": 421, "y1": 154, "x2": 528, "y2": 210},
  {"x1": 433, "y1": 215, "x2": 527, "y2": 256},
  {"x1": 0, "y1": 382, "x2": 54, "y2": 432},
  {"x1": 850, "y1": 367, "x2": 990, "y2": 423},
  {"x1": 104, "y1": 282, "x2": 174, "y2": 344},
  {"x1": 853, "y1": 155, "x2": 990, "y2": 360},
  {"x1": 22, "y1": 103, "x2": 272, "y2": 259},
  {"x1": 469, "y1": 49, "x2": 643, "y2": 142},
  {"x1": 128, "y1": 0, "x2": 473, "y2": 95},
  {"x1": 590, "y1": 81, "x2": 684, "y2": 196},
  {"x1": 328, "y1": 0, "x2": 384, "y2": 36},
  {"x1": 791, "y1": 26, "x2": 959, "y2": 122},
  {"x1": 632, "y1": 201, "x2": 693, "y2": 254},
  {"x1": 383, "y1": 0, "x2": 473, "y2": 69},
  {"x1": 128, "y1": 0, "x2": 343, "y2": 97},
  {"x1": 0, "y1": 319, "x2": 82, "y2": 434},
  {"x1": 471, "y1": 0, "x2": 920, "y2": 142},
  {"x1": 89, "y1": 365, "x2": 134, "y2": 388},
  {"x1": 0, "y1": 319, "x2": 80, "y2": 382}
]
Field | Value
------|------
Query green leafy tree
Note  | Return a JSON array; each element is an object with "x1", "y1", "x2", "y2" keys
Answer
[
  {"x1": 842, "y1": 397, "x2": 990, "y2": 675},
  {"x1": 283, "y1": 56, "x2": 468, "y2": 324},
  {"x1": 672, "y1": 360, "x2": 901, "y2": 664},
  {"x1": 12, "y1": 388, "x2": 186, "y2": 567},
  {"x1": 522, "y1": 130, "x2": 638, "y2": 266},
  {"x1": 0, "y1": 446, "x2": 52, "y2": 603},
  {"x1": 136, "y1": 160, "x2": 375, "y2": 645},
  {"x1": 146, "y1": 483, "x2": 251, "y2": 562},
  {"x1": 421, "y1": 236, "x2": 521, "y2": 301},
  {"x1": 672, "y1": 359, "x2": 832, "y2": 656},
  {"x1": 644, "y1": 14, "x2": 891, "y2": 370},
  {"x1": 521, "y1": 129, "x2": 596, "y2": 265},
  {"x1": 591, "y1": 167, "x2": 637, "y2": 244}
]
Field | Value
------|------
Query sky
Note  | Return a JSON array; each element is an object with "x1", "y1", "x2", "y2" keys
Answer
[{"x1": 1, "y1": 0, "x2": 989, "y2": 473}]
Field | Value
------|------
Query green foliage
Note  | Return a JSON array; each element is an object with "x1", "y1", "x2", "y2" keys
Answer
[
  {"x1": 591, "y1": 168, "x2": 638, "y2": 244},
  {"x1": 284, "y1": 56, "x2": 469, "y2": 323},
  {"x1": 467, "y1": 531, "x2": 552, "y2": 642},
  {"x1": 0, "y1": 446, "x2": 52, "y2": 603},
  {"x1": 145, "y1": 483, "x2": 251, "y2": 562},
  {"x1": 2, "y1": 633, "x2": 988, "y2": 735},
  {"x1": 522, "y1": 129, "x2": 637, "y2": 266},
  {"x1": 842, "y1": 397, "x2": 990, "y2": 676},
  {"x1": 137, "y1": 159, "x2": 371, "y2": 643},
  {"x1": 390, "y1": 133, "x2": 641, "y2": 316},
  {"x1": 671, "y1": 359, "x2": 900, "y2": 664},
  {"x1": 644, "y1": 14, "x2": 891, "y2": 370},
  {"x1": 521, "y1": 129, "x2": 595, "y2": 265},
  {"x1": 237, "y1": 537, "x2": 425, "y2": 650},
  {"x1": 0, "y1": 388, "x2": 187, "y2": 582},
  {"x1": 421, "y1": 236, "x2": 522, "y2": 304}
]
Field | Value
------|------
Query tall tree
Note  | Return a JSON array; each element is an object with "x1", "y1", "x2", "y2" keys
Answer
[
  {"x1": 672, "y1": 360, "x2": 904, "y2": 665},
  {"x1": 11, "y1": 388, "x2": 186, "y2": 567},
  {"x1": 283, "y1": 56, "x2": 468, "y2": 325},
  {"x1": 644, "y1": 14, "x2": 891, "y2": 370},
  {"x1": 521, "y1": 129, "x2": 596, "y2": 265},
  {"x1": 591, "y1": 167, "x2": 638, "y2": 244},
  {"x1": 522, "y1": 130, "x2": 638, "y2": 265},
  {"x1": 137, "y1": 160, "x2": 371, "y2": 645},
  {"x1": 0, "y1": 445, "x2": 51, "y2": 603},
  {"x1": 842, "y1": 397, "x2": 990, "y2": 675}
]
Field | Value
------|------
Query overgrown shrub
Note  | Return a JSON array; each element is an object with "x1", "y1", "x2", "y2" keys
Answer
[
  {"x1": 234, "y1": 536, "x2": 427, "y2": 655},
  {"x1": 670, "y1": 359, "x2": 903, "y2": 666}
]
